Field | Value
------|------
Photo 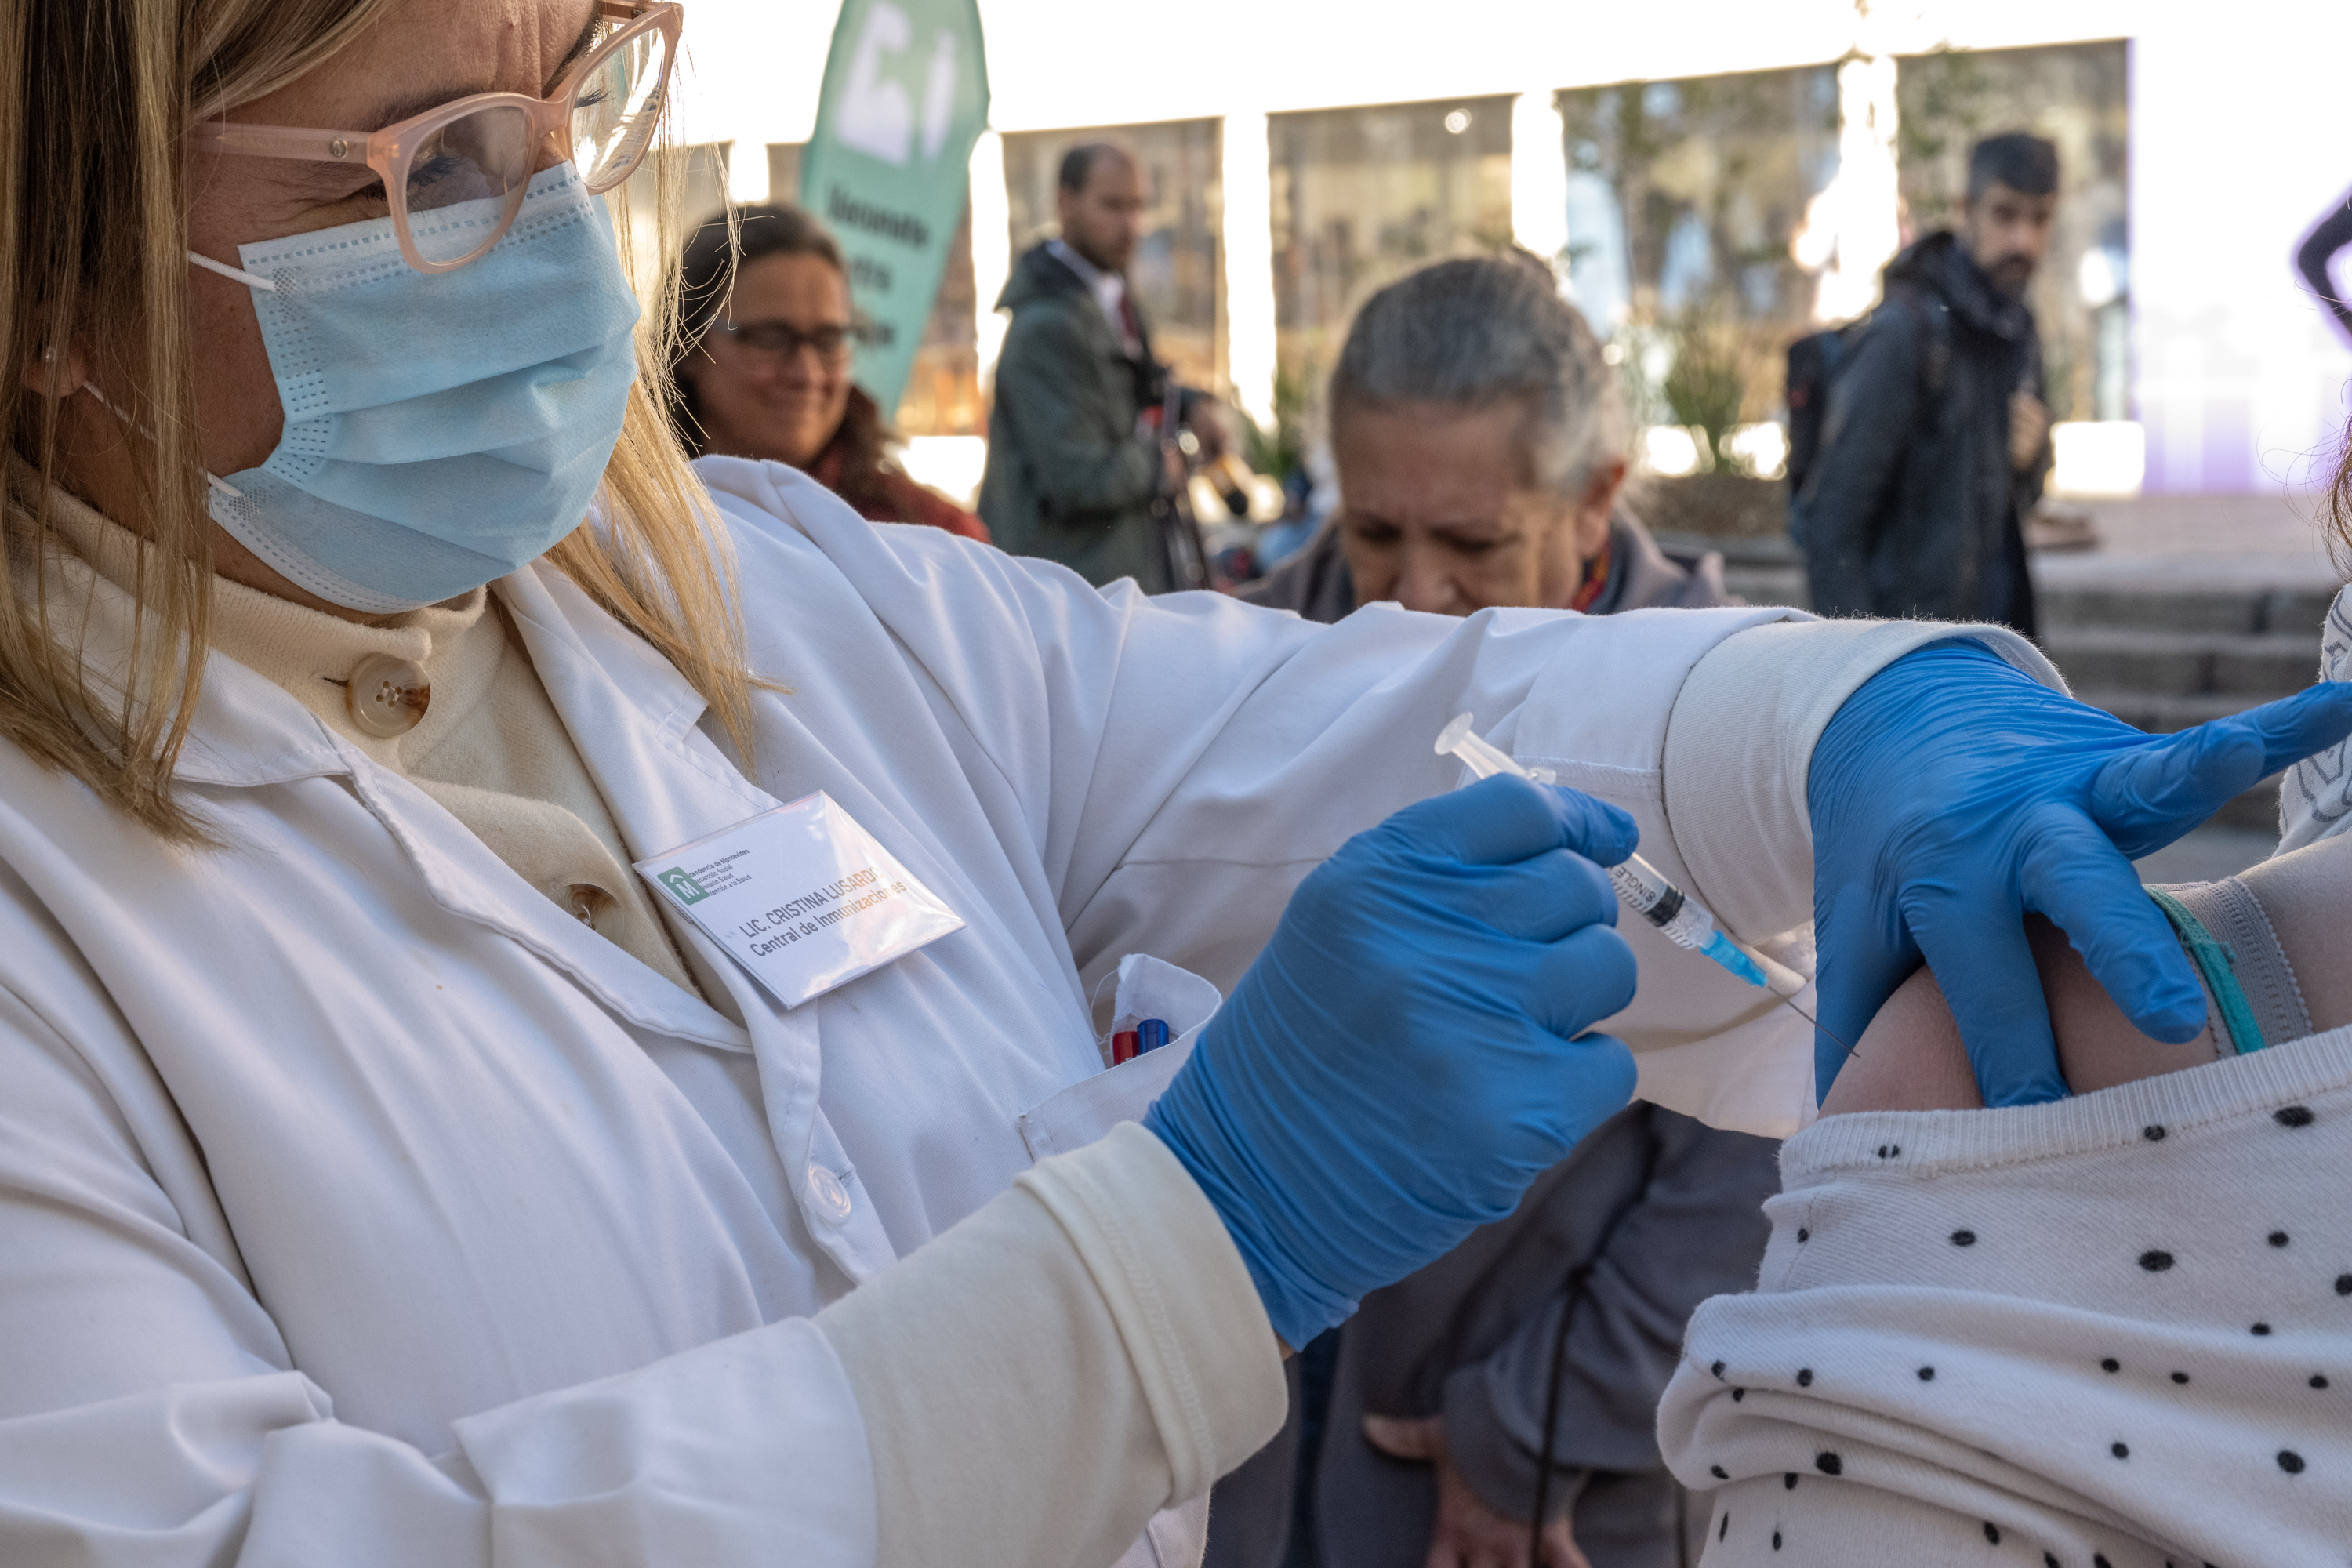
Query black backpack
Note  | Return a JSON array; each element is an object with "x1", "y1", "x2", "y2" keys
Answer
[{"x1": 1784, "y1": 286, "x2": 1951, "y2": 500}]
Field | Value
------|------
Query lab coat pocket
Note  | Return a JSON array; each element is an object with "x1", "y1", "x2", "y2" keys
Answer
[
  {"x1": 1018, "y1": 1033, "x2": 1200, "y2": 1162},
  {"x1": 1020, "y1": 953, "x2": 1221, "y2": 1162}
]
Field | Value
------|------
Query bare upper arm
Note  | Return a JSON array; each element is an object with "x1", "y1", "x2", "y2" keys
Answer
[
  {"x1": 2234, "y1": 831, "x2": 2352, "y2": 1025},
  {"x1": 1822, "y1": 832, "x2": 2352, "y2": 1114}
]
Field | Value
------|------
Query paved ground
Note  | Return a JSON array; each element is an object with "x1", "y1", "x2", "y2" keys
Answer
[{"x1": 2035, "y1": 491, "x2": 2343, "y2": 599}]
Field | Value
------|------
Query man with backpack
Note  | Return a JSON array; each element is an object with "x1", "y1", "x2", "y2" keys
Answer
[{"x1": 1788, "y1": 132, "x2": 2060, "y2": 635}]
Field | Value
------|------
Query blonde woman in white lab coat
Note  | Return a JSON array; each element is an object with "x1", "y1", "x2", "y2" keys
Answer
[{"x1": 2, "y1": 5, "x2": 2342, "y2": 1568}]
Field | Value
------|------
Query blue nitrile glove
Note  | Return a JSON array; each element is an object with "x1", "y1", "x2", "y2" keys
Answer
[
  {"x1": 1810, "y1": 640, "x2": 2352, "y2": 1107},
  {"x1": 1143, "y1": 775, "x2": 1641, "y2": 1349}
]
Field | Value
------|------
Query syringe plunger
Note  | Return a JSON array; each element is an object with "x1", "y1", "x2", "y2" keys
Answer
[{"x1": 1433, "y1": 713, "x2": 1526, "y2": 782}]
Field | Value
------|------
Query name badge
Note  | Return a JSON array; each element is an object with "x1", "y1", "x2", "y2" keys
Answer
[{"x1": 636, "y1": 791, "x2": 964, "y2": 1008}]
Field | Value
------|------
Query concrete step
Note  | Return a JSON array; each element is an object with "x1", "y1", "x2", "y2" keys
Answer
[
  {"x1": 2216, "y1": 637, "x2": 2326, "y2": 695},
  {"x1": 1719, "y1": 573, "x2": 2339, "y2": 641},
  {"x1": 2038, "y1": 583, "x2": 2337, "y2": 637},
  {"x1": 2042, "y1": 628, "x2": 2320, "y2": 699},
  {"x1": 2067, "y1": 687, "x2": 2270, "y2": 733}
]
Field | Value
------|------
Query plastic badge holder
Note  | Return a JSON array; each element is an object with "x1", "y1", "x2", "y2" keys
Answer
[{"x1": 637, "y1": 791, "x2": 964, "y2": 1008}]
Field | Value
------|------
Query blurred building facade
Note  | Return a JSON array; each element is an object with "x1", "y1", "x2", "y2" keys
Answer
[
  {"x1": 663, "y1": 0, "x2": 2352, "y2": 502},
  {"x1": 1269, "y1": 96, "x2": 1513, "y2": 401}
]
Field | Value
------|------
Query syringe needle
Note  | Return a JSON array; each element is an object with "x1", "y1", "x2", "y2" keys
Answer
[{"x1": 1776, "y1": 993, "x2": 1859, "y2": 1059}]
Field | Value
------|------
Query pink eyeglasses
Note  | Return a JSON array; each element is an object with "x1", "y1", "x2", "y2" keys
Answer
[{"x1": 192, "y1": 2, "x2": 681, "y2": 274}]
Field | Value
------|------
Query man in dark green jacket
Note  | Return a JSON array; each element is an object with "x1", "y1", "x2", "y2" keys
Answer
[{"x1": 979, "y1": 143, "x2": 1218, "y2": 591}]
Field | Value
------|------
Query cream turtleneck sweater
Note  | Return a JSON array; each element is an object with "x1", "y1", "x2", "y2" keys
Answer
[{"x1": 46, "y1": 486, "x2": 702, "y2": 999}]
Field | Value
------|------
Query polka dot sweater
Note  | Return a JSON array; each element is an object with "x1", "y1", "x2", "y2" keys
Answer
[{"x1": 1658, "y1": 1026, "x2": 2352, "y2": 1566}]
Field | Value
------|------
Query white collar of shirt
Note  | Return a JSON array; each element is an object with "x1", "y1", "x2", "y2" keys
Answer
[{"x1": 1047, "y1": 238, "x2": 1135, "y2": 350}]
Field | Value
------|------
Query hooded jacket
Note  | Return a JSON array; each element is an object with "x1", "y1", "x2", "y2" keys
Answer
[
  {"x1": 1792, "y1": 230, "x2": 2050, "y2": 635},
  {"x1": 978, "y1": 243, "x2": 1173, "y2": 591}
]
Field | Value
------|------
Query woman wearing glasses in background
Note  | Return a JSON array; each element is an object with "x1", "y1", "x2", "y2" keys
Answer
[
  {"x1": 0, "y1": 4, "x2": 2338, "y2": 1568},
  {"x1": 670, "y1": 203, "x2": 988, "y2": 540}
]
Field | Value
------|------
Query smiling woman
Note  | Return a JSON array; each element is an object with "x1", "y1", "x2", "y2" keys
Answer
[{"x1": 670, "y1": 202, "x2": 988, "y2": 539}]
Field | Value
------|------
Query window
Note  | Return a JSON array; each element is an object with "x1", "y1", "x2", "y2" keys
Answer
[{"x1": 1269, "y1": 96, "x2": 1514, "y2": 405}]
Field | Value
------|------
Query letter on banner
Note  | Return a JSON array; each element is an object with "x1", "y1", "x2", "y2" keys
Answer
[{"x1": 800, "y1": 0, "x2": 989, "y2": 412}]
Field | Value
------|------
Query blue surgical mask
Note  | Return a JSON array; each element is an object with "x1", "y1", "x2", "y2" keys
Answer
[{"x1": 195, "y1": 164, "x2": 642, "y2": 614}]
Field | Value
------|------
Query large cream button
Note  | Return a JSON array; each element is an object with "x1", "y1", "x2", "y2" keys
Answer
[
  {"x1": 347, "y1": 654, "x2": 430, "y2": 739},
  {"x1": 804, "y1": 1164, "x2": 853, "y2": 1226},
  {"x1": 565, "y1": 883, "x2": 615, "y2": 928}
]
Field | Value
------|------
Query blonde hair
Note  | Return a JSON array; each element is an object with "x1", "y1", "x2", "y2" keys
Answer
[{"x1": 0, "y1": 0, "x2": 751, "y2": 842}]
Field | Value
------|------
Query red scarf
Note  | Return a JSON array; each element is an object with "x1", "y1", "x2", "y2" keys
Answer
[
  {"x1": 808, "y1": 438, "x2": 989, "y2": 543},
  {"x1": 1566, "y1": 540, "x2": 1613, "y2": 613}
]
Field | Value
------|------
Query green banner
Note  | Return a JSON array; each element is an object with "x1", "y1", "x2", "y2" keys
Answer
[{"x1": 798, "y1": 0, "x2": 989, "y2": 412}]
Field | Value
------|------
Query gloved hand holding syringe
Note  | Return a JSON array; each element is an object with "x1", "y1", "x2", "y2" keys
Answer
[{"x1": 1436, "y1": 714, "x2": 1853, "y2": 1054}]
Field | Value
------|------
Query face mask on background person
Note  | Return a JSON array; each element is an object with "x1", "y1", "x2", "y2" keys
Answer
[{"x1": 185, "y1": 162, "x2": 643, "y2": 615}]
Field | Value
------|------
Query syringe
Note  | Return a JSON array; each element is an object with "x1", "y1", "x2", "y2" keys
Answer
[{"x1": 1436, "y1": 713, "x2": 1853, "y2": 1054}]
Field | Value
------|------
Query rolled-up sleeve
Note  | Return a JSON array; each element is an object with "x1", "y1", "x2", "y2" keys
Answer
[
  {"x1": 0, "y1": 897, "x2": 1272, "y2": 1568},
  {"x1": 821, "y1": 1123, "x2": 1285, "y2": 1568},
  {"x1": 0, "y1": 977, "x2": 1266, "y2": 1568}
]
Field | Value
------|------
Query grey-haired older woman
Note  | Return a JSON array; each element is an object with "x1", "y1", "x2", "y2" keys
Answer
[
  {"x1": 1242, "y1": 253, "x2": 1729, "y2": 626},
  {"x1": 1216, "y1": 256, "x2": 1771, "y2": 1568}
]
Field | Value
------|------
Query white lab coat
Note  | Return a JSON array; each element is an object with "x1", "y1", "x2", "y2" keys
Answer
[{"x1": 0, "y1": 457, "x2": 2003, "y2": 1566}]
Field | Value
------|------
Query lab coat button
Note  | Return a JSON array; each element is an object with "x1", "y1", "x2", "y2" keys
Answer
[
  {"x1": 805, "y1": 1164, "x2": 853, "y2": 1225},
  {"x1": 347, "y1": 654, "x2": 430, "y2": 738},
  {"x1": 564, "y1": 882, "x2": 613, "y2": 927}
]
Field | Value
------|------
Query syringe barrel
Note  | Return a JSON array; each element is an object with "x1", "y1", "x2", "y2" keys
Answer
[
  {"x1": 1606, "y1": 854, "x2": 1715, "y2": 951},
  {"x1": 1434, "y1": 715, "x2": 1726, "y2": 956}
]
